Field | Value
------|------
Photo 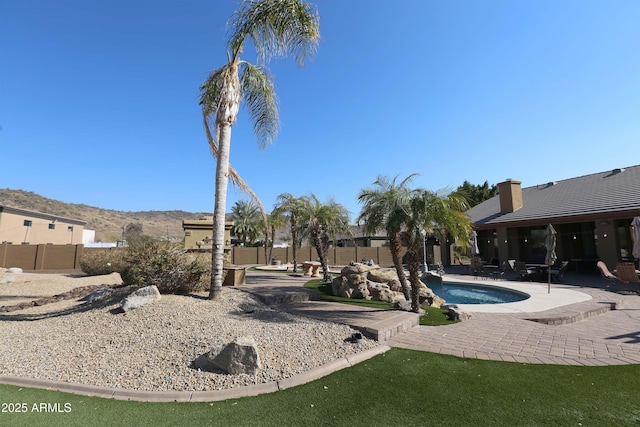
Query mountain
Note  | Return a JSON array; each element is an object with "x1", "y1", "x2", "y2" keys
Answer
[{"x1": 0, "y1": 189, "x2": 209, "y2": 243}]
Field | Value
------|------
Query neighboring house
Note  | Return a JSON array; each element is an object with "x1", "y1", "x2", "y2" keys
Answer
[
  {"x1": 182, "y1": 216, "x2": 233, "y2": 251},
  {"x1": 332, "y1": 225, "x2": 388, "y2": 247},
  {"x1": 466, "y1": 165, "x2": 640, "y2": 272},
  {"x1": 0, "y1": 206, "x2": 86, "y2": 245}
]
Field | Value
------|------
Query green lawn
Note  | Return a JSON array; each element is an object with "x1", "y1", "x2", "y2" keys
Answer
[{"x1": 1, "y1": 349, "x2": 639, "y2": 426}]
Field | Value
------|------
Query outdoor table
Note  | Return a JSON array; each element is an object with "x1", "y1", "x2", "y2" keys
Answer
[
  {"x1": 483, "y1": 265, "x2": 502, "y2": 280},
  {"x1": 302, "y1": 261, "x2": 321, "y2": 277},
  {"x1": 527, "y1": 264, "x2": 551, "y2": 280}
]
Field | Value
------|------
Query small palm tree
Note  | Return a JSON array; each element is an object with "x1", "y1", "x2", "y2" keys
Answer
[
  {"x1": 266, "y1": 209, "x2": 287, "y2": 265},
  {"x1": 230, "y1": 200, "x2": 262, "y2": 246},
  {"x1": 272, "y1": 193, "x2": 305, "y2": 272},
  {"x1": 299, "y1": 195, "x2": 351, "y2": 282},
  {"x1": 199, "y1": 0, "x2": 320, "y2": 300},
  {"x1": 404, "y1": 189, "x2": 472, "y2": 312},
  {"x1": 357, "y1": 175, "x2": 417, "y2": 300}
]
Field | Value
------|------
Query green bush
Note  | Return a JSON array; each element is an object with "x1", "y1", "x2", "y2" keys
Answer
[
  {"x1": 80, "y1": 248, "x2": 128, "y2": 276},
  {"x1": 121, "y1": 241, "x2": 209, "y2": 294}
]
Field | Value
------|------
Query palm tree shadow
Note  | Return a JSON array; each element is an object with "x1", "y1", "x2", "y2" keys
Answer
[{"x1": 0, "y1": 286, "x2": 131, "y2": 321}]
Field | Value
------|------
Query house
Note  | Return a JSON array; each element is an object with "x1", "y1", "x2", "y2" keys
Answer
[
  {"x1": 466, "y1": 165, "x2": 640, "y2": 272},
  {"x1": 0, "y1": 206, "x2": 86, "y2": 245},
  {"x1": 182, "y1": 216, "x2": 233, "y2": 249}
]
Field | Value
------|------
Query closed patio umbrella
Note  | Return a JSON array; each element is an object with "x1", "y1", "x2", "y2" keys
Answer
[
  {"x1": 470, "y1": 230, "x2": 479, "y2": 256},
  {"x1": 544, "y1": 224, "x2": 557, "y2": 294},
  {"x1": 632, "y1": 216, "x2": 640, "y2": 269}
]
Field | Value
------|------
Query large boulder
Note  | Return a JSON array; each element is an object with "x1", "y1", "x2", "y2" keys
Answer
[
  {"x1": 367, "y1": 282, "x2": 404, "y2": 303},
  {"x1": 368, "y1": 268, "x2": 404, "y2": 292},
  {"x1": 417, "y1": 283, "x2": 446, "y2": 307},
  {"x1": 333, "y1": 263, "x2": 405, "y2": 303},
  {"x1": 204, "y1": 336, "x2": 261, "y2": 375},
  {"x1": 340, "y1": 264, "x2": 377, "y2": 276},
  {"x1": 421, "y1": 271, "x2": 443, "y2": 285},
  {"x1": 367, "y1": 268, "x2": 398, "y2": 283},
  {"x1": 120, "y1": 285, "x2": 161, "y2": 312}
]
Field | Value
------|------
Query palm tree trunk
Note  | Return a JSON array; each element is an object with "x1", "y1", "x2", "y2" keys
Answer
[
  {"x1": 321, "y1": 233, "x2": 331, "y2": 282},
  {"x1": 291, "y1": 216, "x2": 298, "y2": 272},
  {"x1": 209, "y1": 123, "x2": 232, "y2": 300},
  {"x1": 311, "y1": 230, "x2": 329, "y2": 282},
  {"x1": 405, "y1": 249, "x2": 422, "y2": 313},
  {"x1": 389, "y1": 233, "x2": 411, "y2": 300},
  {"x1": 267, "y1": 224, "x2": 275, "y2": 265}
]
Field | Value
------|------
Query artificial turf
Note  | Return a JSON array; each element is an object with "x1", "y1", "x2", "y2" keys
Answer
[{"x1": 1, "y1": 349, "x2": 639, "y2": 426}]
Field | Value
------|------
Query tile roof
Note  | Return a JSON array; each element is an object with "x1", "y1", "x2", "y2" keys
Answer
[{"x1": 468, "y1": 165, "x2": 640, "y2": 226}]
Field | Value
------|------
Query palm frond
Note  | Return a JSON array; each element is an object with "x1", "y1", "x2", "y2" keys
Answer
[
  {"x1": 239, "y1": 61, "x2": 279, "y2": 149},
  {"x1": 228, "y1": 0, "x2": 320, "y2": 66},
  {"x1": 200, "y1": 61, "x2": 242, "y2": 129},
  {"x1": 199, "y1": 66, "x2": 226, "y2": 117},
  {"x1": 202, "y1": 111, "x2": 268, "y2": 224}
]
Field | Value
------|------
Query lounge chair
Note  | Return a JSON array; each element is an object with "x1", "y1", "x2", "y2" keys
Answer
[
  {"x1": 597, "y1": 261, "x2": 619, "y2": 282},
  {"x1": 514, "y1": 262, "x2": 536, "y2": 281},
  {"x1": 550, "y1": 260, "x2": 570, "y2": 282},
  {"x1": 615, "y1": 263, "x2": 640, "y2": 285}
]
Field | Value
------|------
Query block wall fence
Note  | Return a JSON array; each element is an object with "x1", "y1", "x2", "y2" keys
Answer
[{"x1": 0, "y1": 245, "x2": 419, "y2": 271}]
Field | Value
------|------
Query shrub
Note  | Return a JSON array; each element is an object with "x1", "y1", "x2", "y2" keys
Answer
[
  {"x1": 121, "y1": 240, "x2": 209, "y2": 294},
  {"x1": 80, "y1": 248, "x2": 129, "y2": 276}
]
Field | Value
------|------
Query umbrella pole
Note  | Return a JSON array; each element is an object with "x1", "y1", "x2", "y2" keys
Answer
[{"x1": 548, "y1": 269, "x2": 551, "y2": 293}]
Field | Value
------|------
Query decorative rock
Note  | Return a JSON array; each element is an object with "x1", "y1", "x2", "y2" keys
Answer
[
  {"x1": 340, "y1": 264, "x2": 377, "y2": 276},
  {"x1": 442, "y1": 304, "x2": 472, "y2": 321},
  {"x1": 367, "y1": 268, "x2": 399, "y2": 283},
  {"x1": 204, "y1": 336, "x2": 261, "y2": 375},
  {"x1": 7, "y1": 267, "x2": 23, "y2": 274},
  {"x1": 418, "y1": 284, "x2": 446, "y2": 308},
  {"x1": 421, "y1": 271, "x2": 443, "y2": 284},
  {"x1": 0, "y1": 277, "x2": 15, "y2": 284},
  {"x1": 394, "y1": 299, "x2": 413, "y2": 311},
  {"x1": 120, "y1": 285, "x2": 161, "y2": 312},
  {"x1": 368, "y1": 282, "x2": 403, "y2": 303}
]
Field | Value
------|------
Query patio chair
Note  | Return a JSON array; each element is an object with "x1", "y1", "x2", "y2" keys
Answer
[
  {"x1": 550, "y1": 260, "x2": 570, "y2": 282},
  {"x1": 469, "y1": 257, "x2": 487, "y2": 280},
  {"x1": 615, "y1": 263, "x2": 640, "y2": 285},
  {"x1": 597, "y1": 261, "x2": 619, "y2": 282},
  {"x1": 514, "y1": 262, "x2": 536, "y2": 281}
]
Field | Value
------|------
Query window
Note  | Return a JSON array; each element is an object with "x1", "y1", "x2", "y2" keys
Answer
[
  {"x1": 49, "y1": 223, "x2": 56, "y2": 230},
  {"x1": 24, "y1": 220, "x2": 32, "y2": 227},
  {"x1": 68, "y1": 226, "x2": 74, "y2": 232}
]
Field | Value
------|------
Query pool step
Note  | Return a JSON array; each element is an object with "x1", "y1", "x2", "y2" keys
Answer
[{"x1": 524, "y1": 300, "x2": 622, "y2": 325}]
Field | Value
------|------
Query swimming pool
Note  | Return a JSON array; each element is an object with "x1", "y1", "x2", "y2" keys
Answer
[{"x1": 430, "y1": 281, "x2": 530, "y2": 305}]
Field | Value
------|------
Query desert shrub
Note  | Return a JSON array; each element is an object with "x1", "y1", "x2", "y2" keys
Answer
[
  {"x1": 121, "y1": 240, "x2": 209, "y2": 294},
  {"x1": 80, "y1": 249, "x2": 129, "y2": 276}
]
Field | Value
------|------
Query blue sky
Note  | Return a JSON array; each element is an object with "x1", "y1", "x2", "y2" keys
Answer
[{"x1": 2, "y1": 0, "x2": 639, "y2": 221}]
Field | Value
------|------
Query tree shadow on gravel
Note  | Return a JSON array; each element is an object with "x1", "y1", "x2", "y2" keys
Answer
[{"x1": 0, "y1": 285, "x2": 132, "y2": 321}]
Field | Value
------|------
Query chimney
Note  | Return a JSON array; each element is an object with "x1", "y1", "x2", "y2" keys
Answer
[{"x1": 497, "y1": 179, "x2": 523, "y2": 213}]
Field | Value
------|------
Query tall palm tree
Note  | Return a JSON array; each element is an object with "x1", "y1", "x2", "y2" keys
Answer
[
  {"x1": 200, "y1": 0, "x2": 320, "y2": 300},
  {"x1": 230, "y1": 200, "x2": 262, "y2": 246},
  {"x1": 357, "y1": 175, "x2": 418, "y2": 301},
  {"x1": 404, "y1": 189, "x2": 472, "y2": 312},
  {"x1": 299, "y1": 195, "x2": 351, "y2": 282},
  {"x1": 272, "y1": 193, "x2": 305, "y2": 272}
]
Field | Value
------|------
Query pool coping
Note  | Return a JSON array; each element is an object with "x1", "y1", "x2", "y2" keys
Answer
[{"x1": 441, "y1": 276, "x2": 593, "y2": 313}]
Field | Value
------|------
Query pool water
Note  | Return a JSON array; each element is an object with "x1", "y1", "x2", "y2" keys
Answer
[{"x1": 430, "y1": 281, "x2": 529, "y2": 305}]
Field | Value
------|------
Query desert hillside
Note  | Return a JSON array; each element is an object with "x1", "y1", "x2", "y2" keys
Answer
[{"x1": 0, "y1": 188, "x2": 209, "y2": 243}]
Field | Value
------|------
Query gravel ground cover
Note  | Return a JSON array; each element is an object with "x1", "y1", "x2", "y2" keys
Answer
[{"x1": 0, "y1": 272, "x2": 376, "y2": 392}]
